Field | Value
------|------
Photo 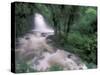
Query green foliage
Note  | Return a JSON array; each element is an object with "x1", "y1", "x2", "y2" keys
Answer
[
  {"x1": 49, "y1": 64, "x2": 63, "y2": 71},
  {"x1": 85, "y1": 62, "x2": 97, "y2": 69},
  {"x1": 67, "y1": 32, "x2": 97, "y2": 64},
  {"x1": 16, "y1": 62, "x2": 28, "y2": 73},
  {"x1": 16, "y1": 61, "x2": 38, "y2": 73}
]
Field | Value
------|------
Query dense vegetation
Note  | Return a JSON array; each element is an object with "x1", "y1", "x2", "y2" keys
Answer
[{"x1": 14, "y1": 2, "x2": 97, "y2": 72}]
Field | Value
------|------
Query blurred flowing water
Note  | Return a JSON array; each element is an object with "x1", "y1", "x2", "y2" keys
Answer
[{"x1": 15, "y1": 13, "x2": 87, "y2": 72}]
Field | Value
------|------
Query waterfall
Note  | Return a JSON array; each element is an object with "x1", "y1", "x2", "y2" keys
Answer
[{"x1": 16, "y1": 13, "x2": 87, "y2": 72}]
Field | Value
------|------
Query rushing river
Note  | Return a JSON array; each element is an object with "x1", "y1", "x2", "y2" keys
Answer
[{"x1": 15, "y1": 13, "x2": 87, "y2": 72}]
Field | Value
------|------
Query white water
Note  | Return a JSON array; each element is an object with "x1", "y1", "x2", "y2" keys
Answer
[
  {"x1": 16, "y1": 13, "x2": 87, "y2": 72},
  {"x1": 32, "y1": 13, "x2": 54, "y2": 36}
]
